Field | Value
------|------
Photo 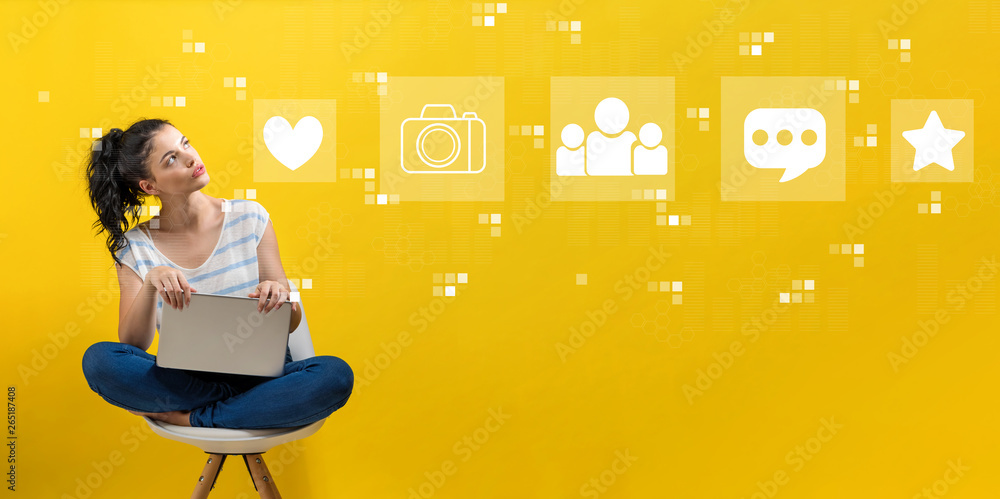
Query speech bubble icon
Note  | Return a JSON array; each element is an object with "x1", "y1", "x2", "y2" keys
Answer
[{"x1": 743, "y1": 108, "x2": 826, "y2": 182}]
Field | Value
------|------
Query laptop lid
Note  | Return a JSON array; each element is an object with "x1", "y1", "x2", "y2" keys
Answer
[{"x1": 157, "y1": 293, "x2": 292, "y2": 377}]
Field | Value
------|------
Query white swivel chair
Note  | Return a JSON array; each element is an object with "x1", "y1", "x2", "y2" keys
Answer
[{"x1": 144, "y1": 300, "x2": 325, "y2": 499}]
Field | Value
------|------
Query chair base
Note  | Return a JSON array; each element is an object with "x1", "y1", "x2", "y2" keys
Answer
[{"x1": 191, "y1": 452, "x2": 282, "y2": 499}]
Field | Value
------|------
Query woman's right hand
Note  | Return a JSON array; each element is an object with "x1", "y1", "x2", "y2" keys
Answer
[{"x1": 145, "y1": 266, "x2": 197, "y2": 310}]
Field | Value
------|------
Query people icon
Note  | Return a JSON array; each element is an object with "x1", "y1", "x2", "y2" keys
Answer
[
  {"x1": 556, "y1": 124, "x2": 585, "y2": 176},
  {"x1": 555, "y1": 97, "x2": 667, "y2": 176},
  {"x1": 632, "y1": 123, "x2": 668, "y2": 175},
  {"x1": 586, "y1": 97, "x2": 636, "y2": 176}
]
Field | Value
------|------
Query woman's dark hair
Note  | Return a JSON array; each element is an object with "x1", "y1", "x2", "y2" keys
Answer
[{"x1": 86, "y1": 118, "x2": 172, "y2": 265}]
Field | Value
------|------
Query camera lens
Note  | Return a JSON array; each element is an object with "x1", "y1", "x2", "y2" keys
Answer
[{"x1": 416, "y1": 123, "x2": 461, "y2": 168}]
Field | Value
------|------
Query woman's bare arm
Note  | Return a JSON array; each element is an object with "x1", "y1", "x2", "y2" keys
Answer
[
  {"x1": 257, "y1": 219, "x2": 303, "y2": 333},
  {"x1": 116, "y1": 264, "x2": 158, "y2": 350}
]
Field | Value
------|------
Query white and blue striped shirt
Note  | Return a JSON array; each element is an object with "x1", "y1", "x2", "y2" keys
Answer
[{"x1": 116, "y1": 199, "x2": 271, "y2": 332}]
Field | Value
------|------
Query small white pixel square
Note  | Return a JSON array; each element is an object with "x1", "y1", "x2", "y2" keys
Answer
[
  {"x1": 302, "y1": 279, "x2": 312, "y2": 289},
  {"x1": 576, "y1": 274, "x2": 587, "y2": 285},
  {"x1": 364, "y1": 168, "x2": 375, "y2": 179},
  {"x1": 900, "y1": 39, "x2": 910, "y2": 49},
  {"x1": 92, "y1": 128, "x2": 102, "y2": 138},
  {"x1": 163, "y1": 96, "x2": 173, "y2": 107},
  {"x1": 930, "y1": 191, "x2": 941, "y2": 201},
  {"x1": 836, "y1": 80, "x2": 847, "y2": 91},
  {"x1": 389, "y1": 194, "x2": 400, "y2": 204},
  {"x1": 534, "y1": 125, "x2": 544, "y2": 136},
  {"x1": 432, "y1": 286, "x2": 443, "y2": 297},
  {"x1": 497, "y1": 3, "x2": 507, "y2": 13},
  {"x1": 521, "y1": 125, "x2": 532, "y2": 135},
  {"x1": 867, "y1": 136, "x2": 877, "y2": 147},
  {"x1": 780, "y1": 293, "x2": 790, "y2": 303},
  {"x1": 763, "y1": 32, "x2": 774, "y2": 43},
  {"x1": 478, "y1": 213, "x2": 489, "y2": 224},
  {"x1": 698, "y1": 108, "x2": 709, "y2": 118},
  {"x1": 80, "y1": 128, "x2": 90, "y2": 138},
  {"x1": 289, "y1": 291, "x2": 300, "y2": 302},
  {"x1": 656, "y1": 189, "x2": 667, "y2": 200},
  {"x1": 792, "y1": 293, "x2": 802, "y2": 303},
  {"x1": 854, "y1": 244, "x2": 864, "y2": 254},
  {"x1": 792, "y1": 279, "x2": 802, "y2": 290},
  {"x1": 38, "y1": 91, "x2": 49, "y2": 102},
  {"x1": 445, "y1": 286, "x2": 456, "y2": 297},
  {"x1": 377, "y1": 72, "x2": 387, "y2": 83},
  {"x1": 655, "y1": 215, "x2": 666, "y2": 226},
  {"x1": 849, "y1": 80, "x2": 859, "y2": 91},
  {"x1": 182, "y1": 42, "x2": 193, "y2": 53},
  {"x1": 659, "y1": 281, "x2": 670, "y2": 292},
  {"x1": 223, "y1": 77, "x2": 234, "y2": 87},
  {"x1": 680, "y1": 215, "x2": 691, "y2": 226},
  {"x1": 376, "y1": 194, "x2": 388, "y2": 205},
  {"x1": 484, "y1": 15, "x2": 494, "y2": 26},
  {"x1": 457, "y1": 273, "x2": 468, "y2": 284},
  {"x1": 149, "y1": 218, "x2": 160, "y2": 229},
  {"x1": 491, "y1": 213, "x2": 501, "y2": 224},
  {"x1": 558, "y1": 21, "x2": 569, "y2": 31},
  {"x1": 194, "y1": 42, "x2": 205, "y2": 53},
  {"x1": 235, "y1": 77, "x2": 246, "y2": 88},
  {"x1": 668, "y1": 215, "x2": 679, "y2": 226},
  {"x1": 751, "y1": 45, "x2": 761, "y2": 55},
  {"x1": 888, "y1": 39, "x2": 898, "y2": 49},
  {"x1": 364, "y1": 72, "x2": 375, "y2": 83},
  {"x1": 931, "y1": 203, "x2": 941, "y2": 214},
  {"x1": 233, "y1": 189, "x2": 244, "y2": 199},
  {"x1": 672, "y1": 281, "x2": 682, "y2": 292},
  {"x1": 149, "y1": 206, "x2": 160, "y2": 216},
  {"x1": 570, "y1": 21, "x2": 581, "y2": 31},
  {"x1": 175, "y1": 96, "x2": 186, "y2": 107},
  {"x1": 221, "y1": 201, "x2": 231, "y2": 212},
  {"x1": 841, "y1": 244, "x2": 852, "y2": 254},
  {"x1": 445, "y1": 273, "x2": 455, "y2": 284},
  {"x1": 804, "y1": 279, "x2": 815, "y2": 290},
  {"x1": 643, "y1": 189, "x2": 654, "y2": 199},
  {"x1": 246, "y1": 189, "x2": 256, "y2": 199}
]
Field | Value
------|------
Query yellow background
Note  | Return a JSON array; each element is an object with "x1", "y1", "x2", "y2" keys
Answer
[{"x1": 3, "y1": 0, "x2": 1000, "y2": 497}]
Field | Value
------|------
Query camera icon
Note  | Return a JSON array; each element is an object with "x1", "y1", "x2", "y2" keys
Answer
[{"x1": 400, "y1": 104, "x2": 486, "y2": 174}]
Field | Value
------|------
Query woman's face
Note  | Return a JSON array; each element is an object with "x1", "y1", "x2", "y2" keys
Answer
[{"x1": 139, "y1": 125, "x2": 209, "y2": 197}]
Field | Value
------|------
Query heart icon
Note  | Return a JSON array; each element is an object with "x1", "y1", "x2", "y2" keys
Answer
[{"x1": 262, "y1": 116, "x2": 323, "y2": 171}]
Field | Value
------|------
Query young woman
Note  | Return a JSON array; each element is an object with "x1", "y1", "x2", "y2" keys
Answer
[{"x1": 81, "y1": 118, "x2": 353, "y2": 428}]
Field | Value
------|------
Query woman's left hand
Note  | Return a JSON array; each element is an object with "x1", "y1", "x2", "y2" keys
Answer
[{"x1": 248, "y1": 280, "x2": 299, "y2": 314}]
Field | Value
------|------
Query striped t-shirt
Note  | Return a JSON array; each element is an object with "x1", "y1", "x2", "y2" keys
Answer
[{"x1": 116, "y1": 199, "x2": 273, "y2": 333}]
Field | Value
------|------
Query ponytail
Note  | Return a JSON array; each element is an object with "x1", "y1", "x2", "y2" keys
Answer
[{"x1": 85, "y1": 118, "x2": 171, "y2": 265}]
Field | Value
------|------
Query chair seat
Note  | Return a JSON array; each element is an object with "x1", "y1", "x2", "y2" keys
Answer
[{"x1": 144, "y1": 417, "x2": 325, "y2": 454}]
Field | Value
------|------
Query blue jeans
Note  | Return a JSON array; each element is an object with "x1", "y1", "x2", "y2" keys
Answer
[{"x1": 81, "y1": 341, "x2": 353, "y2": 429}]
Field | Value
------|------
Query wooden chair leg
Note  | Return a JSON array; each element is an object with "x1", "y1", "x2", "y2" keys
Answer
[
  {"x1": 191, "y1": 454, "x2": 227, "y2": 499},
  {"x1": 243, "y1": 453, "x2": 282, "y2": 499}
]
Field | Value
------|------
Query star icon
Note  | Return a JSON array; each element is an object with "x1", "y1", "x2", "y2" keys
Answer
[{"x1": 902, "y1": 110, "x2": 966, "y2": 171}]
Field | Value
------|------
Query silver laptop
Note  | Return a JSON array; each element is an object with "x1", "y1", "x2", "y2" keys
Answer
[{"x1": 157, "y1": 293, "x2": 291, "y2": 377}]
